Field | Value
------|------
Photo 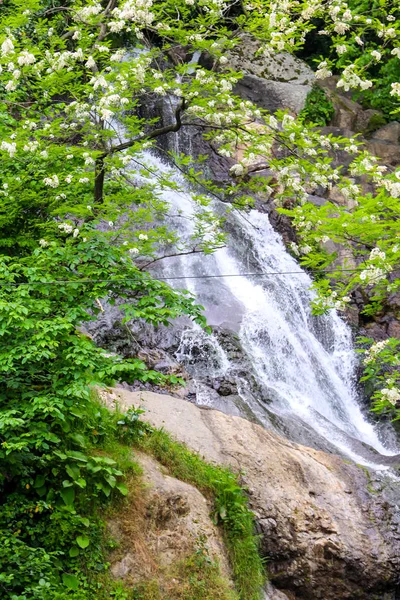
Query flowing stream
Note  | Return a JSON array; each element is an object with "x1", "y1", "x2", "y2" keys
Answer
[{"x1": 131, "y1": 149, "x2": 399, "y2": 469}]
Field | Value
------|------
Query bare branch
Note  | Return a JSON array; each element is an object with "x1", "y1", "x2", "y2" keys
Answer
[{"x1": 139, "y1": 245, "x2": 226, "y2": 270}]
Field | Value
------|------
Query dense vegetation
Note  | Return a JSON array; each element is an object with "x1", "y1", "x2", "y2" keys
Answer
[
  {"x1": 0, "y1": 0, "x2": 399, "y2": 597},
  {"x1": 297, "y1": 0, "x2": 400, "y2": 119}
]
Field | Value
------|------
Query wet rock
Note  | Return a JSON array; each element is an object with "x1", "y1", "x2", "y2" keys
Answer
[
  {"x1": 114, "y1": 390, "x2": 400, "y2": 600},
  {"x1": 137, "y1": 348, "x2": 183, "y2": 374}
]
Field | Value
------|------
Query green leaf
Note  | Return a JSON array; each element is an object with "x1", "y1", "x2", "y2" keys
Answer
[
  {"x1": 76, "y1": 535, "x2": 90, "y2": 549},
  {"x1": 69, "y1": 546, "x2": 80, "y2": 558},
  {"x1": 66, "y1": 463, "x2": 81, "y2": 481},
  {"x1": 116, "y1": 483, "x2": 128, "y2": 496},
  {"x1": 36, "y1": 486, "x2": 47, "y2": 497},
  {"x1": 62, "y1": 574, "x2": 79, "y2": 590},
  {"x1": 34, "y1": 475, "x2": 46, "y2": 489},
  {"x1": 60, "y1": 487, "x2": 75, "y2": 505}
]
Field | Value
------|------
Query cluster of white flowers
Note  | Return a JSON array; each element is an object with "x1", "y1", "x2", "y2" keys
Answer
[
  {"x1": 370, "y1": 50, "x2": 381, "y2": 61},
  {"x1": 129, "y1": 247, "x2": 139, "y2": 254},
  {"x1": 110, "y1": 49, "x2": 126, "y2": 62},
  {"x1": 229, "y1": 164, "x2": 246, "y2": 177},
  {"x1": 43, "y1": 175, "x2": 60, "y2": 188},
  {"x1": 138, "y1": 233, "x2": 148, "y2": 240},
  {"x1": 377, "y1": 26, "x2": 396, "y2": 39},
  {"x1": 23, "y1": 141, "x2": 39, "y2": 152},
  {"x1": 380, "y1": 387, "x2": 400, "y2": 406},
  {"x1": 66, "y1": 101, "x2": 91, "y2": 122},
  {"x1": 0, "y1": 141, "x2": 17, "y2": 157},
  {"x1": 111, "y1": 0, "x2": 154, "y2": 28},
  {"x1": 17, "y1": 50, "x2": 35, "y2": 66},
  {"x1": 390, "y1": 83, "x2": 400, "y2": 97},
  {"x1": 315, "y1": 61, "x2": 332, "y2": 79},
  {"x1": 75, "y1": 3, "x2": 102, "y2": 20},
  {"x1": 90, "y1": 73, "x2": 109, "y2": 90},
  {"x1": 363, "y1": 339, "x2": 389, "y2": 364},
  {"x1": 370, "y1": 247, "x2": 386, "y2": 261},
  {"x1": 58, "y1": 222, "x2": 74, "y2": 234},
  {"x1": 336, "y1": 44, "x2": 347, "y2": 55},
  {"x1": 318, "y1": 289, "x2": 351, "y2": 312},
  {"x1": 1, "y1": 38, "x2": 14, "y2": 56},
  {"x1": 39, "y1": 239, "x2": 48, "y2": 247},
  {"x1": 337, "y1": 65, "x2": 372, "y2": 92},
  {"x1": 359, "y1": 266, "x2": 391, "y2": 283},
  {"x1": 81, "y1": 152, "x2": 95, "y2": 166}
]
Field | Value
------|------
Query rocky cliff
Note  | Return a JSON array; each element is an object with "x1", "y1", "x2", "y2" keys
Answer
[{"x1": 107, "y1": 388, "x2": 400, "y2": 600}]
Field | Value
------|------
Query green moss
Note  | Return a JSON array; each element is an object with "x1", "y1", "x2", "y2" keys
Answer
[{"x1": 135, "y1": 427, "x2": 265, "y2": 600}]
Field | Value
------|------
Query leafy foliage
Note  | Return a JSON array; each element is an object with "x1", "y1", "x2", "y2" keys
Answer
[{"x1": 299, "y1": 85, "x2": 335, "y2": 126}]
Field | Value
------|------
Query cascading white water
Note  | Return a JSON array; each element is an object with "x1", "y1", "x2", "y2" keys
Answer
[{"x1": 130, "y1": 150, "x2": 399, "y2": 467}]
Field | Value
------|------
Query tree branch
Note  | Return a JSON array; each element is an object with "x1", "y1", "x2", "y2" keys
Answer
[
  {"x1": 104, "y1": 98, "x2": 186, "y2": 158},
  {"x1": 139, "y1": 245, "x2": 225, "y2": 270},
  {"x1": 93, "y1": 98, "x2": 186, "y2": 202}
]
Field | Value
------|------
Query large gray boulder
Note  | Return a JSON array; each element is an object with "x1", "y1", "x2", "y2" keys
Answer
[
  {"x1": 110, "y1": 389, "x2": 400, "y2": 600},
  {"x1": 227, "y1": 36, "x2": 314, "y2": 114}
]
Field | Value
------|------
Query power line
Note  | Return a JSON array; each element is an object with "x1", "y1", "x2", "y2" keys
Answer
[{"x1": 0, "y1": 268, "x2": 364, "y2": 287}]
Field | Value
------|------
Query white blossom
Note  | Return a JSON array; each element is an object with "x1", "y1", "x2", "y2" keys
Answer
[
  {"x1": 43, "y1": 175, "x2": 60, "y2": 188},
  {"x1": 129, "y1": 247, "x2": 139, "y2": 254},
  {"x1": 39, "y1": 239, "x2": 48, "y2": 247},
  {"x1": 1, "y1": 38, "x2": 14, "y2": 56},
  {"x1": 17, "y1": 51, "x2": 36, "y2": 66},
  {"x1": 85, "y1": 56, "x2": 96, "y2": 69},
  {"x1": 371, "y1": 50, "x2": 381, "y2": 61},
  {"x1": 230, "y1": 164, "x2": 245, "y2": 177},
  {"x1": 138, "y1": 233, "x2": 148, "y2": 240},
  {"x1": 58, "y1": 222, "x2": 74, "y2": 234},
  {"x1": 390, "y1": 83, "x2": 400, "y2": 97},
  {"x1": 381, "y1": 388, "x2": 400, "y2": 406},
  {"x1": 0, "y1": 141, "x2": 17, "y2": 157}
]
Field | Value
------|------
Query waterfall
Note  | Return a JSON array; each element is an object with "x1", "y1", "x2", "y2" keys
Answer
[
  {"x1": 129, "y1": 149, "x2": 399, "y2": 468},
  {"x1": 105, "y1": 83, "x2": 398, "y2": 468}
]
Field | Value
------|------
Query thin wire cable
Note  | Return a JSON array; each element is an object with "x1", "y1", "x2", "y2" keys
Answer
[{"x1": 0, "y1": 268, "x2": 365, "y2": 287}]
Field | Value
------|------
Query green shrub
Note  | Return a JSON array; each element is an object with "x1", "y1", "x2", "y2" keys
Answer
[{"x1": 299, "y1": 85, "x2": 335, "y2": 126}]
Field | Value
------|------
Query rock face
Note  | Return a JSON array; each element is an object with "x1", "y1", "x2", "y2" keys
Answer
[
  {"x1": 111, "y1": 389, "x2": 400, "y2": 600},
  {"x1": 109, "y1": 452, "x2": 232, "y2": 584},
  {"x1": 228, "y1": 37, "x2": 314, "y2": 115}
]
